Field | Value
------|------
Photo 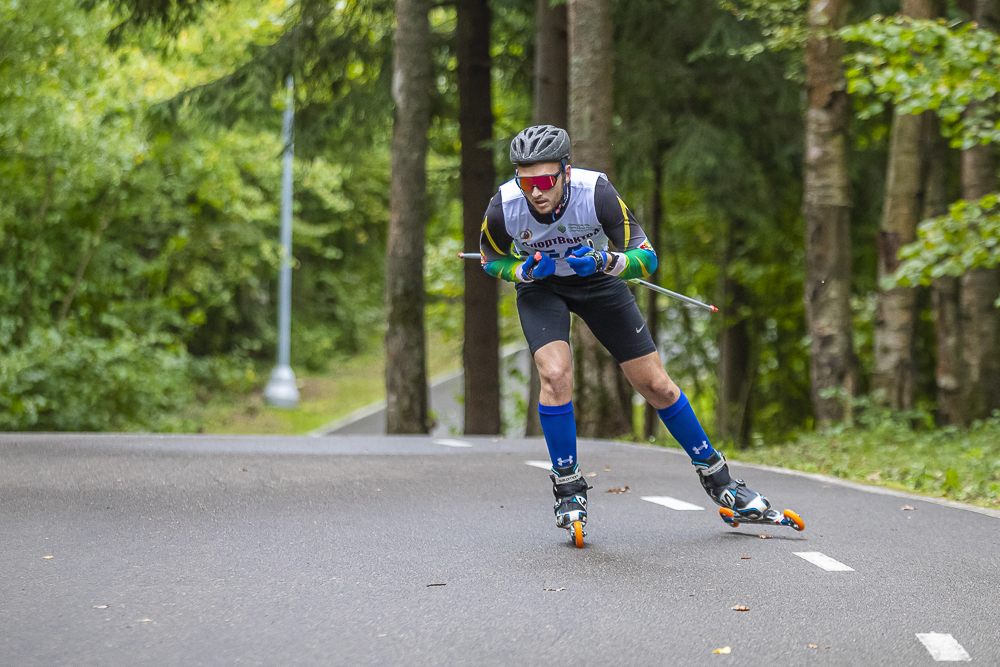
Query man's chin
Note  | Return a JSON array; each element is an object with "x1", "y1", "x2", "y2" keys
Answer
[{"x1": 532, "y1": 202, "x2": 552, "y2": 214}]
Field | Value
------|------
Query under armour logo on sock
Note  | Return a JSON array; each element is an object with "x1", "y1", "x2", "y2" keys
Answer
[
  {"x1": 556, "y1": 456, "x2": 574, "y2": 466},
  {"x1": 693, "y1": 442, "x2": 709, "y2": 455}
]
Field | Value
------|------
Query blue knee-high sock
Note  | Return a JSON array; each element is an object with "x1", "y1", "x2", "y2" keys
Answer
[
  {"x1": 657, "y1": 391, "x2": 715, "y2": 461},
  {"x1": 538, "y1": 401, "x2": 577, "y2": 468}
]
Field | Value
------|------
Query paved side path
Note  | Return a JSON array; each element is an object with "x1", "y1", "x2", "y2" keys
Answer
[
  {"x1": 320, "y1": 346, "x2": 531, "y2": 437},
  {"x1": 2, "y1": 434, "x2": 997, "y2": 666}
]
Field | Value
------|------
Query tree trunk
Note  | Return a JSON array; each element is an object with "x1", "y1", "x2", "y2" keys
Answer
[
  {"x1": 568, "y1": 0, "x2": 632, "y2": 438},
  {"x1": 958, "y1": 137, "x2": 1000, "y2": 422},
  {"x1": 918, "y1": 5, "x2": 961, "y2": 423},
  {"x1": 872, "y1": 0, "x2": 934, "y2": 410},
  {"x1": 956, "y1": 0, "x2": 1000, "y2": 423},
  {"x1": 385, "y1": 0, "x2": 432, "y2": 434},
  {"x1": 534, "y1": 0, "x2": 568, "y2": 128},
  {"x1": 924, "y1": 116, "x2": 962, "y2": 423},
  {"x1": 803, "y1": 0, "x2": 854, "y2": 425},
  {"x1": 458, "y1": 0, "x2": 501, "y2": 435},
  {"x1": 718, "y1": 218, "x2": 755, "y2": 448},
  {"x1": 526, "y1": 0, "x2": 570, "y2": 437},
  {"x1": 643, "y1": 155, "x2": 664, "y2": 441}
]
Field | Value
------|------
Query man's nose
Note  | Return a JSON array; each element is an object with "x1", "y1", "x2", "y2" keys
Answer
[{"x1": 531, "y1": 185, "x2": 542, "y2": 196}]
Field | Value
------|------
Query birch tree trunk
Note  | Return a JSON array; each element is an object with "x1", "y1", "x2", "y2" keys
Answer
[
  {"x1": 385, "y1": 0, "x2": 432, "y2": 434},
  {"x1": 872, "y1": 0, "x2": 934, "y2": 410},
  {"x1": 458, "y1": 0, "x2": 501, "y2": 435},
  {"x1": 957, "y1": 0, "x2": 1000, "y2": 422},
  {"x1": 958, "y1": 133, "x2": 1000, "y2": 421},
  {"x1": 924, "y1": 115, "x2": 962, "y2": 423},
  {"x1": 568, "y1": 0, "x2": 632, "y2": 438},
  {"x1": 803, "y1": 0, "x2": 854, "y2": 425}
]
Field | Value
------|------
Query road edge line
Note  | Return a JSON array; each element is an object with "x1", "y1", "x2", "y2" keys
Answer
[
  {"x1": 731, "y1": 461, "x2": 1000, "y2": 520},
  {"x1": 580, "y1": 440, "x2": 1000, "y2": 520}
]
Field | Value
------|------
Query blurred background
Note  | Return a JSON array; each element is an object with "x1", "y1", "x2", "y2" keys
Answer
[{"x1": 2, "y1": 0, "x2": 999, "y2": 506}]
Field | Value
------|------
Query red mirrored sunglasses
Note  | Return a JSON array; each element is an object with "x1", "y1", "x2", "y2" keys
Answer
[{"x1": 516, "y1": 167, "x2": 564, "y2": 193}]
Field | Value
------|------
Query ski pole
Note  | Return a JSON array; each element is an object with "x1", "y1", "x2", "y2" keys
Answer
[
  {"x1": 457, "y1": 252, "x2": 718, "y2": 312},
  {"x1": 628, "y1": 278, "x2": 718, "y2": 312}
]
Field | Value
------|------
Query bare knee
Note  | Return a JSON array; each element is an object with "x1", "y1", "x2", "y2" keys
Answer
[
  {"x1": 538, "y1": 362, "x2": 573, "y2": 399},
  {"x1": 645, "y1": 375, "x2": 681, "y2": 410}
]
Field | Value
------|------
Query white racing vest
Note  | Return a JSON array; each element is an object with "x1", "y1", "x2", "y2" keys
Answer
[{"x1": 500, "y1": 168, "x2": 610, "y2": 277}]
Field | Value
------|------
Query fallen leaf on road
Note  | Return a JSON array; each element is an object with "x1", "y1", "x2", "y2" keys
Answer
[
  {"x1": 902, "y1": 505, "x2": 917, "y2": 511},
  {"x1": 606, "y1": 486, "x2": 630, "y2": 494},
  {"x1": 758, "y1": 534, "x2": 772, "y2": 539},
  {"x1": 604, "y1": 466, "x2": 611, "y2": 471},
  {"x1": 586, "y1": 472, "x2": 597, "y2": 477},
  {"x1": 542, "y1": 587, "x2": 565, "y2": 592},
  {"x1": 712, "y1": 647, "x2": 731, "y2": 654},
  {"x1": 426, "y1": 583, "x2": 446, "y2": 587},
  {"x1": 138, "y1": 619, "x2": 152, "y2": 622},
  {"x1": 42, "y1": 556, "x2": 54, "y2": 559},
  {"x1": 807, "y1": 644, "x2": 818, "y2": 649},
  {"x1": 93, "y1": 605, "x2": 109, "y2": 609},
  {"x1": 740, "y1": 557, "x2": 751, "y2": 560},
  {"x1": 732, "y1": 605, "x2": 750, "y2": 612},
  {"x1": 239, "y1": 468, "x2": 248, "y2": 472}
]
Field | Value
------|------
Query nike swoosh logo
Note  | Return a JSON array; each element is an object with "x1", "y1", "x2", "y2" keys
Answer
[{"x1": 636, "y1": 323, "x2": 646, "y2": 334}]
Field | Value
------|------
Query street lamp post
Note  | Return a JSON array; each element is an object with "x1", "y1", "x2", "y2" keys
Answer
[{"x1": 264, "y1": 75, "x2": 300, "y2": 409}]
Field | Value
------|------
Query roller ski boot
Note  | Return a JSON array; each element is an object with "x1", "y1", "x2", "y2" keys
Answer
[
  {"x1": 550, "y1": 463, "x2": 592, "y2": 548},
  {"x1": 693, "y1": 452, "x2": 804, "y2": 531}
]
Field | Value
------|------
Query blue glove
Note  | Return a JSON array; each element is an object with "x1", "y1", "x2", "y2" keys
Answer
[
  {"x1": 565, "y1": 246, "x2": 608, "y2": 277},
  {"x1": 517, "y1": 252, "x2": 556, "y2": 282}
]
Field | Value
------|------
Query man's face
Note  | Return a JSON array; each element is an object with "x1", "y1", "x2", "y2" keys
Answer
[{"x1": 517, "y1": 161, "x2": 571, "y2": 215}]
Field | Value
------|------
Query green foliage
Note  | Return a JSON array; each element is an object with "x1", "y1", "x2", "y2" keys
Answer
[
  {"x1": 0, "y1": 328, "x2": 192, "y2": 431},
  {"x1": 843, "y1": 16, "x2": 1000, "y2": 289},
  {"x1": 892, "y1": 194, "x2": 1000, "y2": 296},
  {"x1": 614, "y1": 0, "x2": 811, "y2": 441},
  {"x1": 843, "y1": 16, "x2": 1000, "y2": 148},
  {"x1": 715, "y1": 0, "x2": 809, "y2": 71}
]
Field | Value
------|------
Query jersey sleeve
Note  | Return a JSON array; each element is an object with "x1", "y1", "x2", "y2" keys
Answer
[
  {"x1": 479, "y1": 192, "x2": 522, "y2": 282},
  {"x1": 594, "y1": 177, "x2": 658, "y2": 280}
]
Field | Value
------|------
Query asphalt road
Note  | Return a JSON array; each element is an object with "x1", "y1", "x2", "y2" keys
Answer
[{"x1": 2, "y1": 433, "x2": 998, "y2": 666}]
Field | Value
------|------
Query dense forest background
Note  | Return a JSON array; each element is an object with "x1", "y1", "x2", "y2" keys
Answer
[{"x1": 4, "y1": 0, "x2": 1000, "y2": 460}]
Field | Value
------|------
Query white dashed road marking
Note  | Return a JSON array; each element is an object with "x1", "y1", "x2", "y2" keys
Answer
[
  {"x1": 433, "y1": 439, "x2": 472, "y2": 448},
  {"x1": 792, "y1": 552, "x2": 855, "y2": 572},
  {"x1": 916, "y1": 633, "x2": 972, "y2": 661},
  {"x1": 641, "y1": 496, "x2": 704, "y2": 511},
  {"x1": 525, "y1": 460, "x2": 552, "y2": 470}
]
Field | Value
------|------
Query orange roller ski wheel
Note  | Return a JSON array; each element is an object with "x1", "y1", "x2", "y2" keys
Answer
[
  {"x1": 783, "y1": 509, "x2": 805, "y2": 531},
  {"x1": 572, "y1": 521, "x2": 585, "y2": 548},
  {"x1": 719, "y1": 507, "x2": 739, "y2": 527}
]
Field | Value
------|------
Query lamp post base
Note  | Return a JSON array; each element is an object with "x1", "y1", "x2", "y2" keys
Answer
[{"x1": 264, "y1": 364, "x2": 300, "y2": 409}]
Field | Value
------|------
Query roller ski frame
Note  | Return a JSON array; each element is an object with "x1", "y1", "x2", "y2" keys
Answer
[
  {"x1": 693, "y1": 451, "x2": 805, "y2": 532},
  {"x1": 719, "y1": 506, "x2": 805, "y2": 531},
  {"x1": 550, "y1": 465, "x2": 591, "y2": 548}
]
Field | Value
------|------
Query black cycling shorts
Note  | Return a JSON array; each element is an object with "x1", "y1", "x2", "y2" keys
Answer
[{"x1": 515, "y1": 273, "x2": 656, "y2": 363}]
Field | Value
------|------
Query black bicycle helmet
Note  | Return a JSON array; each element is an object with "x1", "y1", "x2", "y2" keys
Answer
[{"x1": 509, "y1": 125, "x2": 571, "y2": 165}]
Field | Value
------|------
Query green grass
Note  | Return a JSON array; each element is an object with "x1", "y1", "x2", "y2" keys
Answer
[{"x1": 186, "y1": 333, "x2": 463, "y2": 435}]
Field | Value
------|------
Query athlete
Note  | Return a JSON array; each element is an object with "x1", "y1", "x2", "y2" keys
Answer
[{"x1": 479, "y1": 125, "x2": 777, "y2": 538}]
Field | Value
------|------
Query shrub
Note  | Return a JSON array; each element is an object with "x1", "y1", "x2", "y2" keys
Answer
[{"x1": 0, "y1": 328, "x2": 193, "y2": 431}]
